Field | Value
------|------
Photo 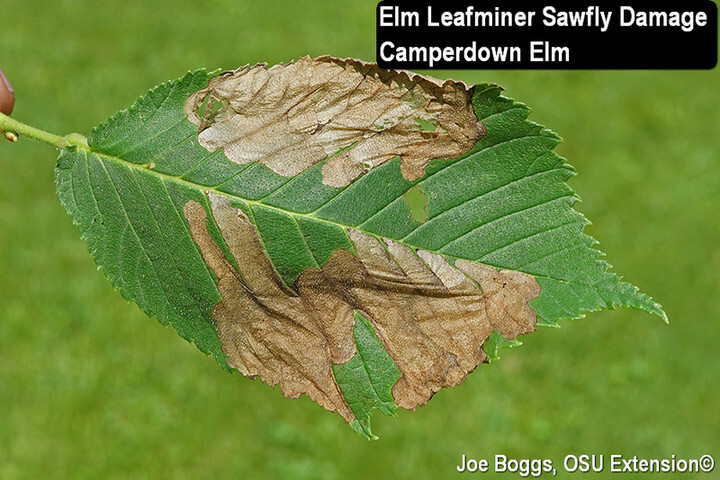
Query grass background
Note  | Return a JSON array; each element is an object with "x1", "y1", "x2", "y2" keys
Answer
[{"x1": 1, "y1": 1, "x2": 718, "y2": 478}]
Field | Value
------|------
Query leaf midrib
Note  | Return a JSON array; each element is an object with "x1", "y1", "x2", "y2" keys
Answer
[{"x1": 70, "y1": 144, "x2": 634, "y2": 296}]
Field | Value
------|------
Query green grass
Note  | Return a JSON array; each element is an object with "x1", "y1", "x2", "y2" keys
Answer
[{"x1": 1, "y1": 1, "x2": 718, "y2": 478}]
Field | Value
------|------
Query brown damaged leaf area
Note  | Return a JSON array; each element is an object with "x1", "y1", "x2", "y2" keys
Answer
[
  {"x1": 183, "y1": 196, "x2": 540, "y2": 420},
  {"x1": 184, "y1": 56, "x2": 486, "y2": 188}
]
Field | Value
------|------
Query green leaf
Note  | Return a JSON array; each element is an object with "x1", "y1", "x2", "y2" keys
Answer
[
  {"x1": 482, "y1": 329, "x2": 523, "y2": 363},
  {"x1": 54, "y1": 57, "x2": 665, "y2": 439},
  {"x1": 332, "y1": 310, "x2": 401, "y2": 440}
]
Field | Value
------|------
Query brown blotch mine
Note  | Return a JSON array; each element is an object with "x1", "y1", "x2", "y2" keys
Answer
[
  {"x1": 184, "y1": 56, "x2": 486, "y2": 188},
  {"x1": 183, "y1": 196, "x2": 541, "y2": 419},
  {"x1": 183, "y1": 197, "x2": 355, "y2": 421}
]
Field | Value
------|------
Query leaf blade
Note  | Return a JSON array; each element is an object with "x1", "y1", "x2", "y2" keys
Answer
[
  {"x1": 55, "y1": 59, "x2": 666, "y2": 438},
  {"x1": 332, "y1": 310, "x2": 402, "y2": 440}
]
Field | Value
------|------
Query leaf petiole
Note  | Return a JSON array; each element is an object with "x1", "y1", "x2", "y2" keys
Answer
[{"x1": 0, "y1": 112, "x2": 88, "y2": 149}]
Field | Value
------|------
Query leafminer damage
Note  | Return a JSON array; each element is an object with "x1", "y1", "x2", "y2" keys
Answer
[{"x1": 184, "y1": 56, "x2": 486, "y2": 188}]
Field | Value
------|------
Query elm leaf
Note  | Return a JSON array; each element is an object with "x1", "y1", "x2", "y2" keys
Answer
[{"x1": 53, "y1": 56, "x2": 665, "y2": 439}]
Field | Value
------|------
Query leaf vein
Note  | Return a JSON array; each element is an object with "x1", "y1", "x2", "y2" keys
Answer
[
  {"x1": 478, "y1": 219, "x2": 581, "y2": 263},
  {"x1": 97, "y1": 156, "x2": 170, "y2": 319},
  {"x1": 98, "y1": 79, "x2": 185, "y2": 152},
  {"x1": 436, "y1": 193, "x2": 575, "y2": 253}
]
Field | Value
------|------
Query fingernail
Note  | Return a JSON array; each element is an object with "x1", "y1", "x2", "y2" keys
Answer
[
  {"x1": 0, "y1": 69, "x2": 14, "y2": 94},
  {"x1": 0, "y1": 68, "x2": 15, "y2": 115}
]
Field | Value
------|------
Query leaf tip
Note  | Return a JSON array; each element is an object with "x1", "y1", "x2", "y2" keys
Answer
[
  {"x1": 651, "y1": 303, "x2": 669, "y2": 324},
  {"x1": 349, "y1": 418, "x2": 379, "y2": 441},
  {"x1": 482, "y1": 329, "x2": 523, "y2": 362}
]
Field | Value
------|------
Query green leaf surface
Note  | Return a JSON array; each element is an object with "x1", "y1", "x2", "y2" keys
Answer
[
  {"x1": 332, "y1": 311, "x2": 401, "y2": 440},
  {"x1": 54, "y1": 60, "x2": 665, "y2": 438}
]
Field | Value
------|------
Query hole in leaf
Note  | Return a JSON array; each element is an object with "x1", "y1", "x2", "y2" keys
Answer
[
  {"x1": 403, "y1": 184, "x2": 429, "y2": 223},
  {"x1": 197, "y1": 94, "x2": 225, "y2": 125}
]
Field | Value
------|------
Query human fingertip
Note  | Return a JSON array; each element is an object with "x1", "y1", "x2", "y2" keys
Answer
[{"x1": 0, "y1": 69, "x2": 16, "y2": 115}]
